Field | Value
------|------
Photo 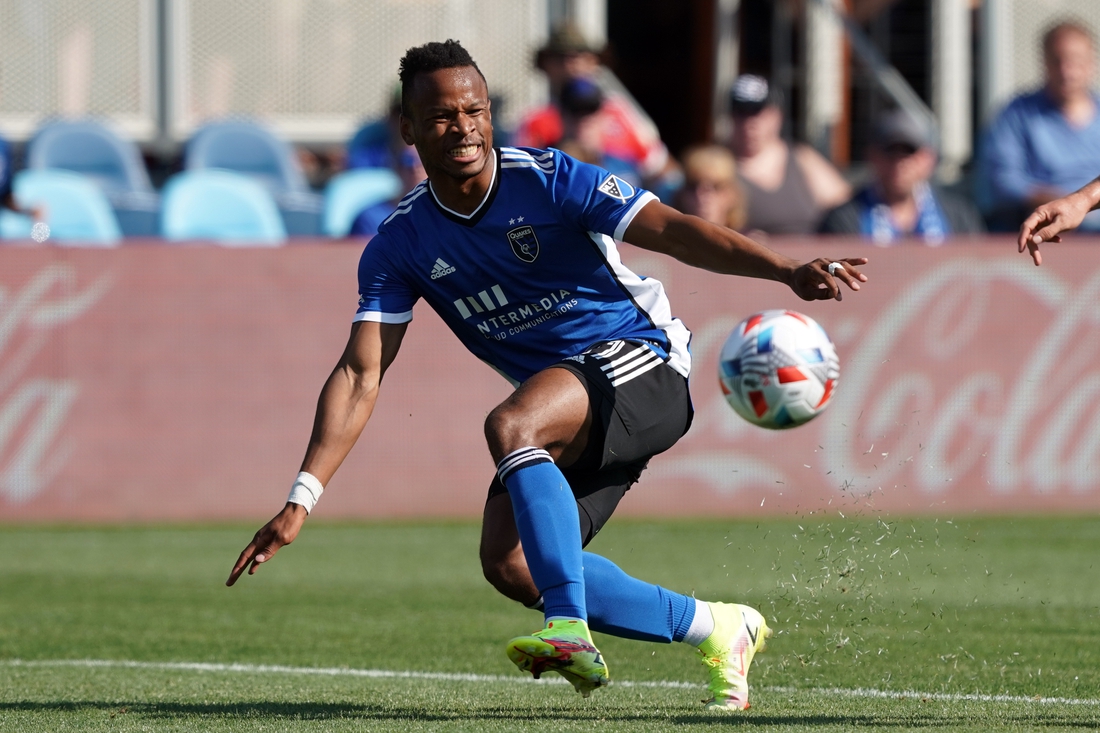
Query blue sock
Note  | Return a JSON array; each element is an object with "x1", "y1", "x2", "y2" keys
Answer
[
  {"x1": 582, "y1": 552, "x2": 695, "y2": 643},
  {"x1": 498, "y1": 447, "x2": 586, "y2": 621}
]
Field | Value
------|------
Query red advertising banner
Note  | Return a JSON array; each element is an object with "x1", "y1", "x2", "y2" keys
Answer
[{"x1": 1, "y1": 239, "x2": 1098, "y2": 522}]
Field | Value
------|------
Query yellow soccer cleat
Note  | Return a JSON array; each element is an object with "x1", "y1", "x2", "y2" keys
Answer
[
  {"x1": 506, "y1": 618, "x2": 610, "y2": 698},
  {"x1": 698, "y1": 602, "x2": 772, "y2": 710}
]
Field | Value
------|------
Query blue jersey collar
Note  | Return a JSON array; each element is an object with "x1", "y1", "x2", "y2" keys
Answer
[{"x1": 428, "y1": 148, "x2": 501, "y2": 227}]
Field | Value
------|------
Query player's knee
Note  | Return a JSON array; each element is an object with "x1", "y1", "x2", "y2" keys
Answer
[{"x1": 484, "y1": 404, "x2": 532, "y2": 457}]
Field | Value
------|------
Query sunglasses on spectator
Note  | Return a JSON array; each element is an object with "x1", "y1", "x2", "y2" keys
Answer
[
  {"x1": 684, "y1": 179, "x2": 733, "y2": 193},
  {"x1": 881, "y1": 143, "x2": 920, "y2": 158}
]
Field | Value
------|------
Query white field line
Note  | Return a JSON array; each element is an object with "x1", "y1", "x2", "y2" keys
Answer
[{"x1": 4, "y1": 659, "x2": 1099, "y2": 708}]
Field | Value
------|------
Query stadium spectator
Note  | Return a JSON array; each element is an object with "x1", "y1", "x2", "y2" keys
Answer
[
  {"x1": 673, "y1": 144, "x2": 746, "y2": 231},
  {"x1": 1019, "y1": 175, "x2": 1100, "y2": 265},
  {"x1": 514, "y1": 23, "x2": 672, "y2": 189},
  {"x1": 977, "y1": 21, "x2": 1100, "y2": 231},
  {"x1": 819, "y1": 110, "x2": 984, "y2": 243},
  {"x1": 348, "y1": 145, "x2": 426, "y2": 237},
  {"x1": 228, "y1": 39, "x2": 868, "y2": 709},
  {"x1": 540, "y1": 76, "x2": 647, "y2": 184},
  {"x1": 728, "y1": 75, "x2": 850, "y2": 234},
  {"x1": 346, "y1": 85, "x2": 405, "y2": 171}
]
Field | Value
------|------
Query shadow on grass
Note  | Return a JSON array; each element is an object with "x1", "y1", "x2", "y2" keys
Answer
[{"x1": 2, "y1": 701, "x2": 1097, "y2": 728}]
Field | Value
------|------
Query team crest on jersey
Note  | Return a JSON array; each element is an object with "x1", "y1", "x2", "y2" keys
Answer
[
  {"x1": 597, "y1": 174, "x2": 635, "y2": 203},
  {"x1": 507, "y1": 225, "x2": 540, "y2": 263}
]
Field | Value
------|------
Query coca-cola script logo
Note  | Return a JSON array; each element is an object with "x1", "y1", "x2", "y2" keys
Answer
[
  {"x1": 0, "y1": 265, "x2": 111, "y2": 504},
  {"x1": 647, "y1": 257, "x2": 1100, "y2": 507}
]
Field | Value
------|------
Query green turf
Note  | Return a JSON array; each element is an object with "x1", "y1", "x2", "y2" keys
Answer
[{"x1": 1, "y1": 516, "x2": 1098, "y2": 731}]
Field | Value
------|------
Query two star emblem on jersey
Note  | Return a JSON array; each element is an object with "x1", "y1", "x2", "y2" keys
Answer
[
  {"x1": 597, "y1": 174, "x2": 635, "y2": 203},
  {"x1": 507, "y1": 225, "x2": 540, "y2": 263}
]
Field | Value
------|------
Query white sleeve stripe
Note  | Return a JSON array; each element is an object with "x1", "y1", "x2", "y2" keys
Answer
[
  {"x1": 352, "y1": 309, "x2": 413, "y2": 324},
  {"x1": 383, "y1": 187, "x2": 429, "y2": 225},
  {"x1": 613, "y1": 191, "x2": 658, "y2": 242}
]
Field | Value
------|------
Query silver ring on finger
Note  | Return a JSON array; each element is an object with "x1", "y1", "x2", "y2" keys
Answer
[{"x1": 827, "y1": 261, "x2": 844, "y2": 276}]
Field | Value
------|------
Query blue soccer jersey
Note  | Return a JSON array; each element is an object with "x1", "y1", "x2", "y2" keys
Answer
[{"x1": 354, "y1": 147, "x2": 691, "y2": 386}]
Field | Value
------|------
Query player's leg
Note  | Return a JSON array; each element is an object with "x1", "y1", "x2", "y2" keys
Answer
[
  {"x1": 482, "y1": 479, "x2": 771, "y2": 710},
  {"x1": 483, "y1": 366, "x2": 609, "y2": 694},
  {"x1": 483, "y1": 366, "x2": 592, "y2": 623},
  {"x1": 482, "y1": 481, "x2": 702, "y2": 644},
  {"x1": 483, "y1": 341, "x2": 771, "y2": 708},
  {"x1": 559, "y1": 350, "x2": 772, "y2": 710}
]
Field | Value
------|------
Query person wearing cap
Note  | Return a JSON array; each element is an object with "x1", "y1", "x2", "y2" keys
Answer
[
  {"x1": 346, "y1": 85, "x2": 406, "y2": 171},
  {"x1": 819, "y1": 110, "x2": 984, "y2": 243},
  {"x1": 977, "y1": 21, "x2": 1100, "y2": 231},
  {"x1": 515, "y1": 23, "x2": 671, "y2": 185},
  {"x1": 728, "y1": 74, "x2": 851, "y2": 235}
]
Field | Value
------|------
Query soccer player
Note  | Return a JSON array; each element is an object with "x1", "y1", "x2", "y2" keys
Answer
[
  {"x1": 227, "y1": 40, "x2": 868, "y2": 709},
  {"x1": 1018, "y1": 176, "x2": 1100, "y2": 265}
]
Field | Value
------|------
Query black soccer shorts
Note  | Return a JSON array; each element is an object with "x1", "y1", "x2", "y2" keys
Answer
[{"x1": 486, "y1": 339, "x2": 694, "y2": 546}]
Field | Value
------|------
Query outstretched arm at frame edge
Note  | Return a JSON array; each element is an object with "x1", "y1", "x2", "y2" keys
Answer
[{"x1": 1018, "y1": 177, "x2": 1100, "y2": 266}]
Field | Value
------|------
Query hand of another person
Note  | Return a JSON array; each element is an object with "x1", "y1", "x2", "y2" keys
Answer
[
  {"x1": 1017, "y1": 191, "x2": 1094, "y2": 266},
  {"x1": 789, "y1": 257, "x2": 868, "y2": 301},
  {"x1": 226, "y1": 503, "x2": 308, "y2": 586}
]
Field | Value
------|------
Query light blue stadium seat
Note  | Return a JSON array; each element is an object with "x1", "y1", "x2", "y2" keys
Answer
[
  {"x1": 27, "y1": 119, "x2": 160, "y2": 236},
  {"x1": 185, "y1": 120, "x2": 323, "y2": 235},
  {"x1": 322, "y1": 168, "x2": 402, "y2": 237},
  {"x1": 0, "y1": 209, "x2": 33, "y2": 240},
  {"x1": 13, "y1": 169, "x2": 122, "y2": 246},
  {"x1": 161, "y1": 169, "x2": 287, "y2": 245}
]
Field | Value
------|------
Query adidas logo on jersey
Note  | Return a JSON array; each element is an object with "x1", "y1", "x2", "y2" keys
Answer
[{"x1": 430, "y1": 258, "x2": 456, "y2": 280}]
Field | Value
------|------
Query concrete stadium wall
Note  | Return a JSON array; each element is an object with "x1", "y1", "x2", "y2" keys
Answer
[{"x1": 2, "y1": 239, "x2": 1099, "y2": 522}]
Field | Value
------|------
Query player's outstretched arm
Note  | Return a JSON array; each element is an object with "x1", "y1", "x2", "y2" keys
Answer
[
  {"x1": 1018, "y1": 177, "x2": 1100, "y2": 266},
  {"x1": 226, "y1": 320, "x2": 408, "y2": 586},
  {"x1": 623, "y1": 200, "x2": 867, "y2": 301}
]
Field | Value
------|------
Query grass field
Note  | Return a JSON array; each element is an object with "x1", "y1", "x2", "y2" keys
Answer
[{"x1": 2, "y1": 515, "x2": 1099, "y2": 731}]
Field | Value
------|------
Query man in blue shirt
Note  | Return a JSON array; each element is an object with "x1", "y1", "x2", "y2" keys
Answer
[
  {"x1": 227, "y1": 40, "x2": 868, "y2": 709},
  {"x1": 978, "y1": 21, "x2": 1100, "y2": 231}
]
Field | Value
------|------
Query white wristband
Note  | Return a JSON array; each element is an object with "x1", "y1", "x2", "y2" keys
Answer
[{"x1": 287, "y1": 471, "x2": 324, "y2": 514}]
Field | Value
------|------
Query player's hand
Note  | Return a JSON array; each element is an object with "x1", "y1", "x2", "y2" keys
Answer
[
  {"x1": 1018, "y1": 191, "x2": 1093, "y2": 266},
  {"x1": 789, "y1": 257, "x2": 868, "y2": 301},
  {"x1": 226, "y1": 502, "x2": 308, "y2": 586}
]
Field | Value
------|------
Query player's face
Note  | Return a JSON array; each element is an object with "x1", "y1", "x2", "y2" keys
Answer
[{"x1": 401, "y1": 66, "x2": 493, "y2": 184}]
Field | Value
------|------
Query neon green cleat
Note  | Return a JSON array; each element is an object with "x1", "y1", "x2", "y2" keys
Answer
[
  {"x1": 506, "y1": 619, "x2": 610, "y2": 698},
  {"x1": 698, "y1": 602, "x2": 772, "y2": 710}
]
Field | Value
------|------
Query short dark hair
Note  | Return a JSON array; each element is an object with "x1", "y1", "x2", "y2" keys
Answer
[
  {"x1": 399, "y1": 40, "x2": 486, "y2": 116},
  {"x1": 1042, "y1": 20, "x2": 1095, "y2": 58}
]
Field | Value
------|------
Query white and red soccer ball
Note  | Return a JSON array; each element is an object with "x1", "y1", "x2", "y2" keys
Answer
[{"x1": 718, "y1": 310, "x2": 839, "y2": 429}]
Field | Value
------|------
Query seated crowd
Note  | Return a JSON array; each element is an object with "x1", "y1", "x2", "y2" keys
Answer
[{"x1": 3, "y1": 20, "x2": 1098, "y2": 245}]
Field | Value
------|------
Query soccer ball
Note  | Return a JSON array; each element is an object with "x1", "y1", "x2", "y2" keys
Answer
[{"x1": 718, "y1": 309, "x2": 839, "y2": 429}]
